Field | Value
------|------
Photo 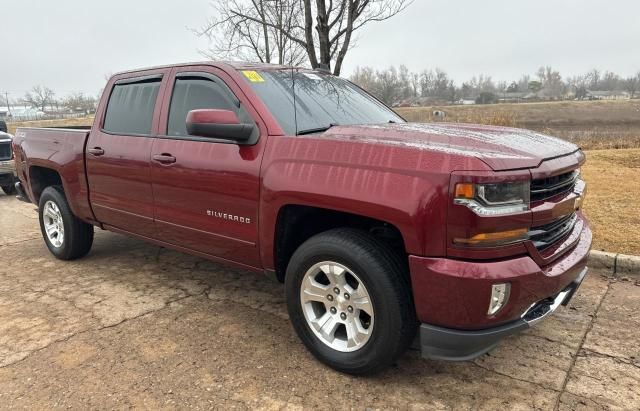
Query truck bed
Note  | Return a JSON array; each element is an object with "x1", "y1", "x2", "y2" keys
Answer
[{"x1": 13, "y1": 127, "x2": 95, "y2": 222}]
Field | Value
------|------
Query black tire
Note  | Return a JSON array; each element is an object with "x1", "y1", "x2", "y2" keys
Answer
[
  {"x1": 2, "y1": 185, "x2": 15, "y2": 195},
  {"x1": 38, "y1": 185, "x2": 94, "y2": 260},
  {"x1": 285, "y1": 228, "x2": 417, "y2": 375}
]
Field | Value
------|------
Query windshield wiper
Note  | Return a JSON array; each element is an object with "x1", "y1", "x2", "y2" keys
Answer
[{"x1": 297, "y1": 123, "x2": 340, "y2": 136}]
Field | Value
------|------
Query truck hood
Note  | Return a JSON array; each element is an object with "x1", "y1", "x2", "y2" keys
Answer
[{"x1": 322, "y1": 123, "x2": 580, "y2": 171}]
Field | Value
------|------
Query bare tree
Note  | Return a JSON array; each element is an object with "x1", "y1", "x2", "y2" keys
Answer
[
  {"x1": 374, "y1": 66, "x2": 400, "y2": 104},
  {"x1": 409, "y1": 71, "x2": 420, "y2": 98},
  {"x1": 517, "y1": 75, "x2": 531, "y2": 92},
  {"x1": 600, "y1": 71, "x2": 622, "y2": 91},
  {"x1": 23, "y1": 86, "x2": 56, "y2": 112},
  {"x1": 349, "y1": 65, "x2": 377, "y2": 91},
  {"x1": 537, "y1": 66, "x2": 564, "y2": 98},
  {"x1": 63, "y1": 93, "x2": 97, "y2": 115},
  {"x1": 567, "y1": 74, "x2": 589, "y2": 99},
  {"x1": 197, "y1": 0, "x2": 307, "y2": 66},
  {"x1": 419, "y1": 69, "x2": 434, "y2": 97},
  {"x1": 586, "y1": 68, "x2": 601, "y2": 90},
  {"x1": 624, "y1": 72, "x2": 640, "y2": 99},
  {"x1": 197, "y1": 0, "x2": 413, "y2": 75},
  {"x1": 398, "y1": 65, "x2": 412, "y2": 100}
]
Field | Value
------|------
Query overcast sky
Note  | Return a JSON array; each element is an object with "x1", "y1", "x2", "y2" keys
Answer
[{"x1": 2, "y1": 0, "x2": 639, "y2": 99}]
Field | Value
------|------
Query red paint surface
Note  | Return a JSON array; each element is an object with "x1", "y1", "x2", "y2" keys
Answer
[
  {"x1": 410, "y1": 215, "x2": 591, "y2": 328},
  {"x1": 13, "y1": 61, "x2": 593, "y2": 330},
  {"x1": 186, "y1": 109, "x2": 240, "y2": 125}
]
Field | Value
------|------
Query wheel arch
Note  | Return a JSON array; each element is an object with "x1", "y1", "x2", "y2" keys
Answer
[
  {"x1": 271, "y1": 204, "x2": 408, "y2": 283},
  {"x1": 28, "y1": 165, "x2": 64, "y2": 204}
]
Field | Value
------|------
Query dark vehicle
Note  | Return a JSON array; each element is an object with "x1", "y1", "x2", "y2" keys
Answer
[
  {"x1": 0, "y1": 120, "x2": 17, "y2": 195},
  {"x1": 12, "y1": 62, "x2": 591, "y2": 374}
]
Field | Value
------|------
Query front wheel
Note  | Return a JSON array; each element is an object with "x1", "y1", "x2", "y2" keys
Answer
[
  {"x1": 38, "y1": 186, "x2": 94, "y2": 260},
  {"x1": 285, "y1": 228, "x2": 417, "y2": 375}
]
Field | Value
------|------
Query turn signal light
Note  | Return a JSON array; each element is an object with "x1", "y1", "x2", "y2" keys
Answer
[
  {"x1": 454, "y1": 183, "x2": 474, "y2": 199},
  {"x1": 454, "y1": 228, "x2": 528, "y2": 246}
]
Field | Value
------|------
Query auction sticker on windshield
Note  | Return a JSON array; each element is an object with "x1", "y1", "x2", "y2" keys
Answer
[{"x1": 242, "y1": 71, "x2": 265, "y2": 83}]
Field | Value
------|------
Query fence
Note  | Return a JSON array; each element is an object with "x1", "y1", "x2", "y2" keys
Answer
[{"x1": 1, "y1": 112, "x2": 89, "y2": 122}]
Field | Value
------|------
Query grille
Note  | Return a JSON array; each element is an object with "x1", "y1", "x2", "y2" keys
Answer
[
  {"x1": 0, "y1": 141, "x2": 11, "y2": 161},
  {"x1": 530, "y1": 170, "x2": 579, "y2": 202},
  {"x1": 529, "y1": 213, "x2": 577, "y2": 251}
]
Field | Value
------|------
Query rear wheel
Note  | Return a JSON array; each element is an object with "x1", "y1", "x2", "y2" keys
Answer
[
  {"x1": 38, "y1": 186, "x2": 94, "y2": 260},
  {"x1": 285, "y1": 228, "x2": 417, "y2": 375},
  {"x1": 2, "y1": 185, "x2": 15, "y2": 195}
]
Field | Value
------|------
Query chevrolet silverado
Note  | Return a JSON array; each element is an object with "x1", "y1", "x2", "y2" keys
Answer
[{"x1": 12, "y1": 62, "x2": 591, "y2": 374}]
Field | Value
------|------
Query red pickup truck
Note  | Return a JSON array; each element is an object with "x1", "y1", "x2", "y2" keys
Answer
[{"x1": 12, "y1": 62, "x2": 591, "y2": 374}]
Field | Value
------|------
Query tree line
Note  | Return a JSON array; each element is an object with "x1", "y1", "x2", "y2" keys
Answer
[
  {"x1": 1, "y1": 86, "x2": 97, "y2": 115},
  {"x1": 349, "y1": 66, "x2": 640, "y2": 105}
]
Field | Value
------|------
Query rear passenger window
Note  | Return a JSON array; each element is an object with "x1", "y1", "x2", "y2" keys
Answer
[
  {"x1": 103, "y1": 79, "x2": 161, "y2": 135},
  {"x1": 167, "y1": 76, "x2": 253, "y2": 137}
]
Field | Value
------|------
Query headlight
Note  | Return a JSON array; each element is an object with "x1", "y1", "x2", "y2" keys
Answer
[{"x1": 454, "y1": 181, "x2": 530, "y2": 216}]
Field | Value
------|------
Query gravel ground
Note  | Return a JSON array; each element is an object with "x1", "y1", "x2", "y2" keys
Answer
[{"x1": 0, "y1": 192, "x2": 638, "y2": 410}]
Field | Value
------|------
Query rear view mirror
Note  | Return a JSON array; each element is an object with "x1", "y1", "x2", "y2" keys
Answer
[
  {"x1": 0, "y1": 120, "x2": 7, "y2": 133},
  {"x1": 186, "y1": 109, "x2": 255, "y2": 142}
]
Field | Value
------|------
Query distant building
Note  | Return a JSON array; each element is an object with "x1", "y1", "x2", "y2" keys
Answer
[
  {"x1": 585, "y1": 90, "x2": 630, "y2": 100},
  {"x1": 496, "y1": 91, "x2": 529, "y2": 103}
]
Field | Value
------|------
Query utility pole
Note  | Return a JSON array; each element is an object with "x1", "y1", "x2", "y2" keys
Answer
[{"x1": 3, "y1": 92, "x2": 11, "y2": 117}]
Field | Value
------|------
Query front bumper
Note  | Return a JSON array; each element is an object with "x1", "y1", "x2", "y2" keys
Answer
[
  {"x1": 410, "y1": 213, "x2": 592, "y2": 361},
  {"x1": 419, "y1": 267, "x2": 587, "y2": 360}
]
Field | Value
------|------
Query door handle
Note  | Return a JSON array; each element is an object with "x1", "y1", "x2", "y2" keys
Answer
[
  {"x1": 88, "y1": 147, "x2": 104, "y2": 156},
  {"x1": 152, "y1": 154, "x2": 177, "y2": 164}
]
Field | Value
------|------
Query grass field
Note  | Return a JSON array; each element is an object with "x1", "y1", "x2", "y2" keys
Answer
[
  {"x1": 396, "y1": 99, "x2": 640, "y2": 150},
  {"x1": 581, "y1": 149, "x2": 639, "y2": 255},
  {"x1": 6, "y1": 106, "x2": 639, "y2": 255}
]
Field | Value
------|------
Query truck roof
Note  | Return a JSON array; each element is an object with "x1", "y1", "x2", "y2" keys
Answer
[{"x1": 112, "y1": 61, "x2": 305, "y2": 77}]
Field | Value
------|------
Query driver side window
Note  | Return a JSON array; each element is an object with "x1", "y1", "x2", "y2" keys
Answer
[{"x1": 167, "y1": 75, "x2": 253, "y2": 137}]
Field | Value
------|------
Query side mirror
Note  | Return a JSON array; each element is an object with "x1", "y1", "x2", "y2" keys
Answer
[
  {"x1": 0, "y1": 120, "x2": 7, "y2": 133},
  {"x1": 186, "y1": 109, "x2": 255, "y2": 142}
]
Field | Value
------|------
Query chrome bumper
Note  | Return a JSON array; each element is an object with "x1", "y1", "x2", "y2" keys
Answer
[
  {"x1": 0, "y1": 159, "x2": 16, "y2": 175},
  {"x1": 521, "y1": 267, "x2": 588, "y2": 326}
]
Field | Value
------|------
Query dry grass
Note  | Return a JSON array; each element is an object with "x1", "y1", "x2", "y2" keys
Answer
[
  {"x1": 397, "y1": 99, "x2": 640, "y2": 126},
  {"x1": 581, "y1": 149, "x2": 640, "y2": 255},
  {"x1": 6, "y1": 117, "x2": 94, "y2": 135},
  {"x1": 396, "y1": 100, "x2": 640, "y2": 150}
]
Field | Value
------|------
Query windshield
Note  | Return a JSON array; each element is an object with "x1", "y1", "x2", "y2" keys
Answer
[{"x1": 240, "y1": 69, "x2": 404, "y2": 135}]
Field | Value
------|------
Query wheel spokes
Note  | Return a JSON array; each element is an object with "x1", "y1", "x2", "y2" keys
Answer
[
  {"x1": 44, "y1": 207, "x2": 57, "y2": 221},
  {"x1": 317, "y1": 313, "x2": 339, "y2": 342},
  {"x1": 351, "y1": 292, "x2": 374, "y2": 317},
  {"x1": 301, "y1": 276, "x2": 330, "y2": 303},
  {"x1": 320, "y1": 264, "x2": 347, "y2": 288},
  {"x1": 345, "y1": 319, "x2": 370, "y2": 349}
]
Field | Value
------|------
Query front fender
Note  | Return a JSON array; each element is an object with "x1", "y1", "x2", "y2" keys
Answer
[{"x1": 258, "y1": 154, "x2": 450, "y2": 270}]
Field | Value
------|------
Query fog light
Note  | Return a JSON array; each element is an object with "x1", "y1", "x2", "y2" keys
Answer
[{"x1": 488, "y1": 283, "x2": 511, "y2": 316}]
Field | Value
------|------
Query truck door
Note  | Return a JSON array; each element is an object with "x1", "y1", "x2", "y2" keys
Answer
[
  {"x1": 150, "y1": 67, "x2": 266, "y2": 268},
  {"x1": 86, "y1": 71, "x2": 168, "y2": 238}
]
